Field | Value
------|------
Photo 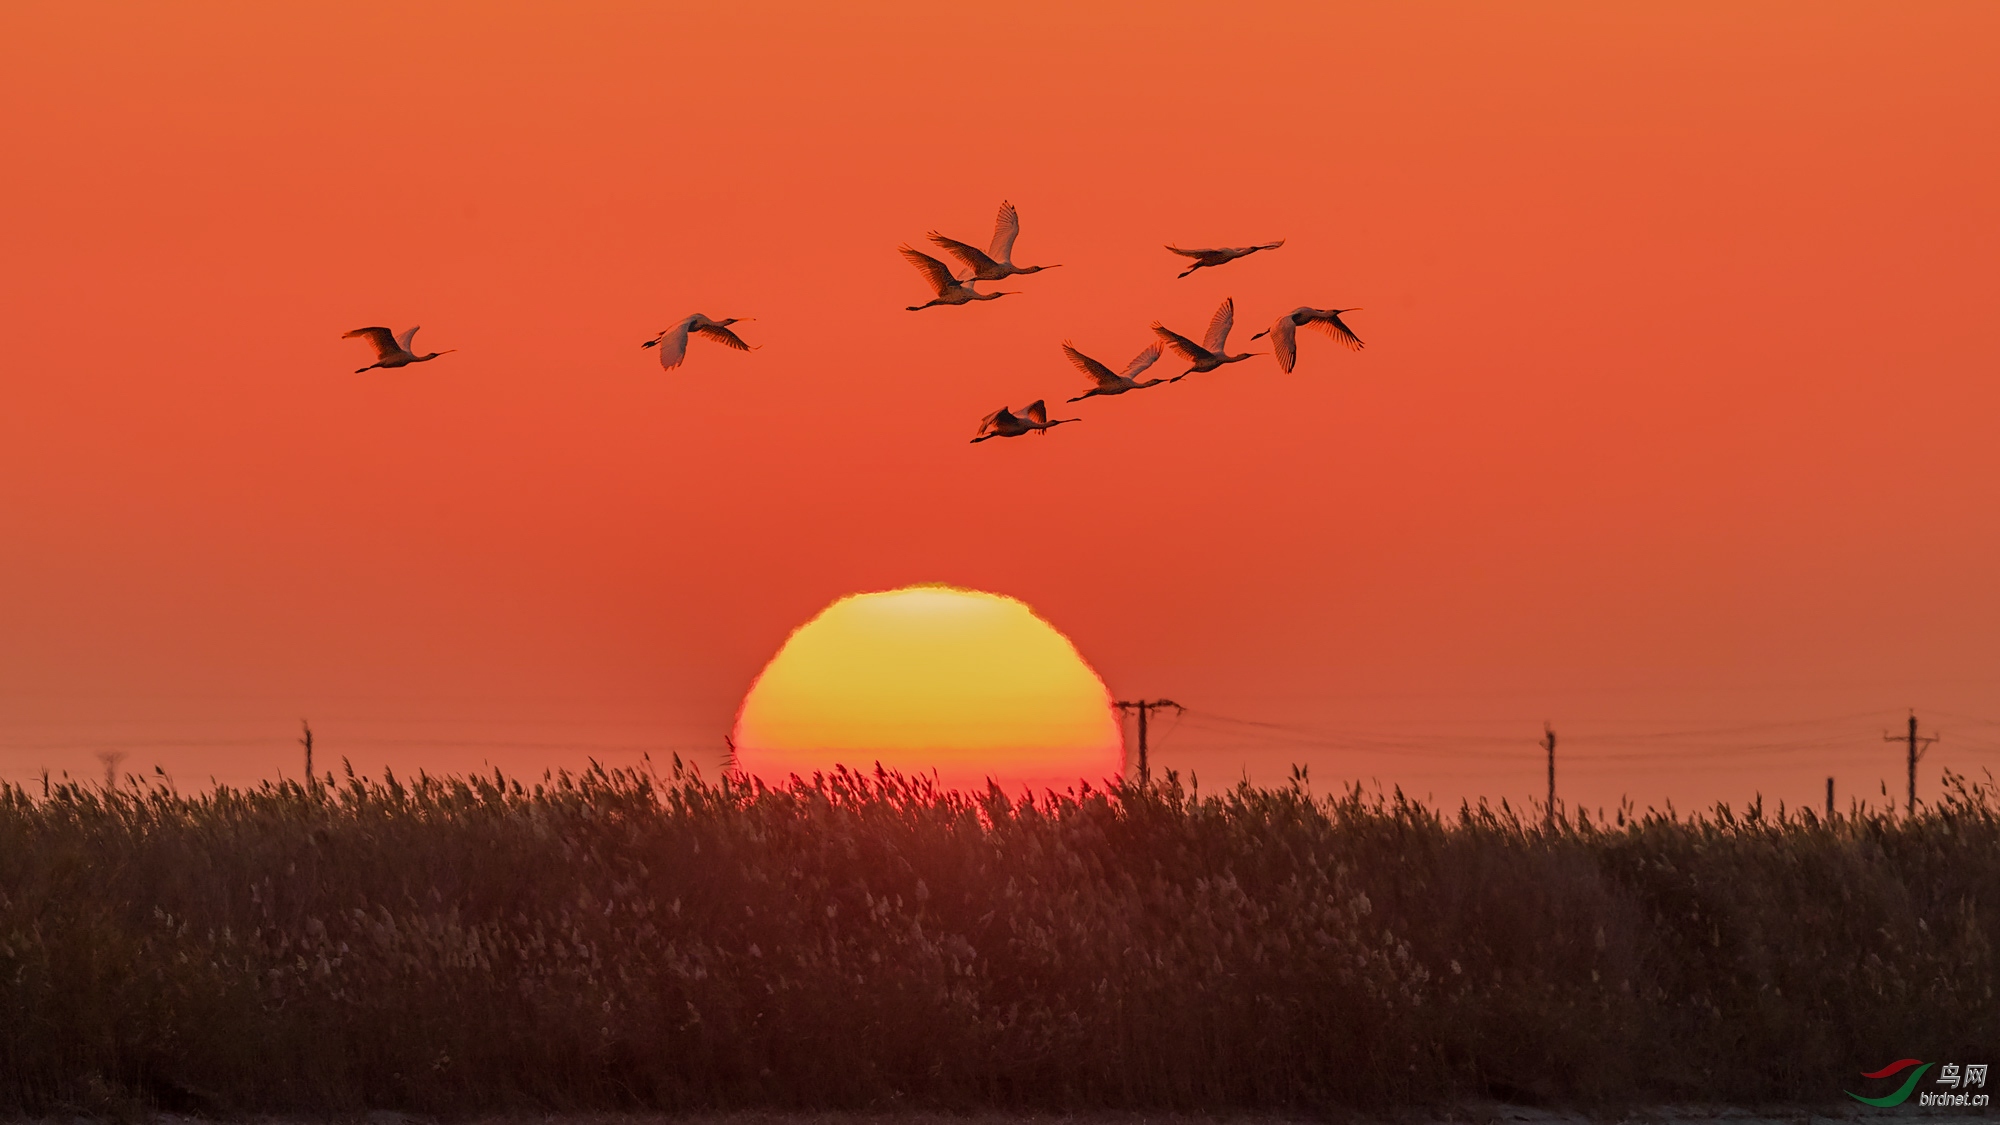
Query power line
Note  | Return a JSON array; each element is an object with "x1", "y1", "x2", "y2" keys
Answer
[
  {"x1": 1182, "y1": 708, "x2": 1886, "y2": 744},
  {"x1": 1173, "y1": 714, "x2": 1881, "y2": 762},
  {"x1": 1919, "y1": 709, "x2": 2000, "y2": 730}
]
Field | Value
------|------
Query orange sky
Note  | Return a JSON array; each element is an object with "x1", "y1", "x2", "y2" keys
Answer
[{"x1": 3, "y1": 2, "x2": 1998, "y2": 814}]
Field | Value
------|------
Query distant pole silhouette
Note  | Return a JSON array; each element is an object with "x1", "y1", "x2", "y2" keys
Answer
[
  {"x1": 1114, "y1": 699, "x2": 1182, "y2": 786},
  {"x1": 1884, "y1": 711, "x2": 1938, "y2": 815},
  {"x1": 1542, "y1": 723, "x2": 1557, "y2": 827},
  {"x1": 98, "y1": 749, "x2": 126, "y2": 792},
  {"x1": 1826, "y1": 776, "x2": 1835, "y2": 819}
]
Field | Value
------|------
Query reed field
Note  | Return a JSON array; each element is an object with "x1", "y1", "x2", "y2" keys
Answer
[{"x1": 1, "y1": 761, "x2": 1994, "y2": 1116}]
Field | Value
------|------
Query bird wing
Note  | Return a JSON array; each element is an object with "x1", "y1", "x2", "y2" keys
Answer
[
  {"x1": 1062, "y1": 342, "x2": 1120, "y2": 387},
  {"x1": 976, "y1": 407, "x2": 1013, "y2": 437},
  {"x1": 1020, "y1": 400, "x2": 1049, "y2": 424},
  {"x1": 1256, "y1": 239, "x2": 1286, "y2": 252},
  {"x1": 1202, "y1": 297, "x2": 1235, "y2": 353},
  {"x1": 654, "y1": 323, "x2": 692, "y2": 369},
  {"x1": 395, "y1": 326, "x2": 421, "y2": 353},
  {"x1": 694, "y1": 323, "x2": 751, "y2": 352},
  {"x1": 989, "y1": 200, "x2": 1020, "y2": 263},
  {"x1": 927, "y1": 232, "x2": 1000, "y2": 275},
  {"x1": 342, "y1": 326, "x2": 400, "y2": 359},
  {"x1": 899, "y1": 245, "x2": 960, "y2": 294},
  {"x1": 1164, "y1": 244, "x2": 1213, "y2": 259},
  {"x1": 1151, "y1": 322, "x2": 1210, "y2": 361},
  {"x1": 1120, "y1": 341, "x2": 1164, "y2": 379},
  {"x1": 1269, "y1": 316, "x2": 1298, "y2": 373},
  {"x1": 1307, "y1": 312, "x2": 1365, "y2": 351}
]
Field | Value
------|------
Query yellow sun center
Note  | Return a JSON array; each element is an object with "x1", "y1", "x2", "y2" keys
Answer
[{"x1": 732, "y1": 586, "x2": 1122, "y2": 792}]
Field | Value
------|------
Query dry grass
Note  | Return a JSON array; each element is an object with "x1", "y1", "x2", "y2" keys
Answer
[{"x1": 1, "y1": 761, "x2": 1994, "y2": 1115}]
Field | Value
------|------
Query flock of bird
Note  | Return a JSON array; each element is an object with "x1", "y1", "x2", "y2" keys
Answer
[{"x1": 340, "y1": 201, "x2": 1365, "y2": 445}]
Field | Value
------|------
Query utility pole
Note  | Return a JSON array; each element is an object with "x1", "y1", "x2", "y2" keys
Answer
[
  {"x1": 1541, "y1": 722, "x2": 1557, "y2": 827},
  {"x1": 299, "y1": 720, "x2": 315, "y2": 792},
  {"x1": 1114, "y1": 699, "x2": 1182, "y2": 786},
  {"x1": 97, "y1": 749, "x2": 127, "y2": 792},
  {"x1": 1826, "y1": 776, "x2": 1835, "y2": 819},
  {"x1": 1883, "y1": 710, "x2": 1938, "y2": 816}
]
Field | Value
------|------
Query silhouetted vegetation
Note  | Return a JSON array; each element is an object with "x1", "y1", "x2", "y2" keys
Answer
[{"x1": 1, "y1": 761, "x2": 1994, "y2": 1115}]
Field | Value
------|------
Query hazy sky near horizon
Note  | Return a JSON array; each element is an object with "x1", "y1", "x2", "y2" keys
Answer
[{"x1": 3, "y1": 2, "x2": 1998, "y2": 813}]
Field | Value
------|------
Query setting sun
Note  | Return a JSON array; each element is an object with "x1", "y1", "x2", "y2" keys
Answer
[{"x1": 732, "y1": 586, "x2": 1121, "y2": 793}]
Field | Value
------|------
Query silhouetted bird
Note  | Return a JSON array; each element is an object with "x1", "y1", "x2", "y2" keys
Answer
[
  {"x1": 342, "y1": 326, "x2": 454, "y2": 373},
  {"x1": 928, "y1": 201, "x2": 1061, "y2": 281},
  {"x1": 1252, "y1": 307, "x2": 1364, "y2": 372},
  {"x1": 971, "y1": 400, "x2": 1078, "y2": 442},
  {"x1": 1064, "y1": 341, "x2": 1166, "y2": 402},
  {"x1": 641, "y1": 314, "x2": 756, "y2": 370},
  {"x1": 901, "y1": 245, "x2": 1015, "y2": 310},
  {"x1": 1153, "y1": 297, "x2": 1259, "y2": 381},
  {"x1": 1164, "y1": 239, "x2": 1284, "y2": 278}
]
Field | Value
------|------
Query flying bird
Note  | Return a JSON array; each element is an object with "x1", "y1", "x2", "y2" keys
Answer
[
  {"x1": 1164, "y1": 239, "x2": 1285, "y2": 279},
  {"x1": 1252, "y1": 307, "x2": 1365, "y2": 372},
  {"x1": 927, "y1": 200, "x2": 1061, "y2": 281},
  {"x1": 1152, "y1": 297, "x2": 1259, "y2": 381},
  {"x1": 1063, "y1": 341, "x2": 1166, "y2": 402},
  {"x1": 901, "y1": 245, "x2": 1015, "y2": 310},
  {"x1": 640, "y1": 314, "x2": 757, "y2": 370},
  {"x1": 342, "y1": 326, "x2": 454, "y2": 373},
  {"x1": 971, "y1": 400, "x2": 1079, "y2": 443}
]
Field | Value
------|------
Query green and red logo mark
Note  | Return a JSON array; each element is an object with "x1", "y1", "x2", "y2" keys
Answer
[{"x1": 1848, "y1": 1059, "x2": 1934, "y2": 1106}]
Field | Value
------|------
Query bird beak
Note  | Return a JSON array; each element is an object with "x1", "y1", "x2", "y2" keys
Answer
[{"x1": 1251, "y1": 330, "x2": 1268, "y2": 339}]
